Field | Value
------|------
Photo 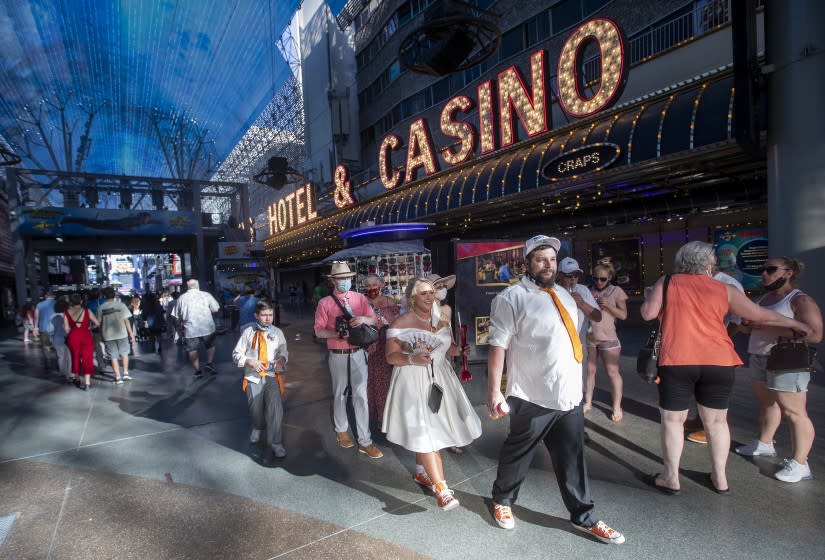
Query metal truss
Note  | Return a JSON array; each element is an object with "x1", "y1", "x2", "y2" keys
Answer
[
  {"x1": 9, "y1": 168, "x2": 247, "y2": 226},
  {"x1": 211, "y1": 20, "x2": 306, "y2": 223}
]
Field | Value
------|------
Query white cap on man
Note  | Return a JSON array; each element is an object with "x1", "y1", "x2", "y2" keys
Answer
[
  {"x1": 523, "y1": 235, "x2": 561, "y2": 258},
  {"x1": 559, "y1": 257, "x2": 583, "y2": 275}
]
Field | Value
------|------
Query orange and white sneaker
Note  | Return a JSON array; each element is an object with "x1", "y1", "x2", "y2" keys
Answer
[
  {"x1": 434, "y1": 481, "x2": 460, "y2": 511},
  {"x1": 492, "y1": 501, "x2": 515, "y2": 529},
  {"x1": 572, "y1": 520, "x2": 625, "y2": 544},
  {"x1": 413, "y1": 470, "x2": 434, "y2": 491}
]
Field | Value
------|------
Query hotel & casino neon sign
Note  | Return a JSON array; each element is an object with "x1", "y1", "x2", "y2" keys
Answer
[
  {"x1": 269, "y1": 17, "x2": 627, "y2": 231},
  {"x1": 376, "y1": 17, "x2": 627, "y2": 193}
]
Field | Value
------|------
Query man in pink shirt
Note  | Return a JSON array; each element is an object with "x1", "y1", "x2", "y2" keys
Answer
[{"x1": 314, "y1": 262, "x2": 382, "y2": 458}]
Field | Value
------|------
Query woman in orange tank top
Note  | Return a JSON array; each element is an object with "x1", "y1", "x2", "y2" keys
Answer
[{"x1": 641, "y1": 242, "x2": 810, "y2": 495}]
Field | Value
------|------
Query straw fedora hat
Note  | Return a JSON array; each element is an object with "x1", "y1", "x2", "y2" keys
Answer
[
  {"x1": 328, "y1": 261, "x2": 356, "y2": 278},
  {"x1": 427, "y1": 273, "x2": 456, "y2": 290}
]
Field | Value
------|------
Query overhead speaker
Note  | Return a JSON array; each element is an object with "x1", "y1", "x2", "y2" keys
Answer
[
  {"x1": 254, "y1": 156, "x2": 290, "y2": 189},
  {"x1": 398, "y1": 0, "x2": 500, "y2": 77}
]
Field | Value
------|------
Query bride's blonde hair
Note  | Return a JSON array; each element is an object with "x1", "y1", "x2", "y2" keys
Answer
[{"x1": 404, "y1": 276, "x2": 435, "y2": 304}]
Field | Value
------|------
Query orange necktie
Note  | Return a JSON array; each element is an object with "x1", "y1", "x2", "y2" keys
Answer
[
  {"x1": 242, "y1": 329, "x2": 285, "y2": 395},
  {"x1": 544, "y1": 288, "x2": 583, "y2": 363}
]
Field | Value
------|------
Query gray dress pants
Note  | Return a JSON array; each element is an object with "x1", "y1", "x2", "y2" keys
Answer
[{"x1": 246, "y1": 376, "x2": 283, "y2": 448}]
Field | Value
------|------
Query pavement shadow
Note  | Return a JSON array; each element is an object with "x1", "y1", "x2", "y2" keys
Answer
[{"x1": 274, "y1": 427, "x2": 428, "y2": 515}]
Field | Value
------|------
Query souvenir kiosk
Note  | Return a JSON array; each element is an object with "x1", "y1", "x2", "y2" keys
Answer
[{"x1": 322, "y1": 223, "x2": 433, "y2": 302}]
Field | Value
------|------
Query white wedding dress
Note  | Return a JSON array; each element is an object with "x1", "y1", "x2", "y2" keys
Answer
[{"x1": 382, "y1": 326, "x2": 482, "y2": 453}]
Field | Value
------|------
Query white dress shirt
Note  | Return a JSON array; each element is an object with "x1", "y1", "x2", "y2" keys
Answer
[
  {"x1": 488, "y1": 276, "x2": 583, "y2": 411},
  {"x1": 232, "y1": 325, "x2": 289, "y2": 384}
]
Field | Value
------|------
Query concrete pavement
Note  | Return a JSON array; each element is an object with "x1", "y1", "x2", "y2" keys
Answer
[{"x1": 0, "y1": 308, "x2": 822, "y2": 559}]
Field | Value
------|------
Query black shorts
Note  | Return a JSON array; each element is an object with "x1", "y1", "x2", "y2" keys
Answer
[
  {"x1": 184, "y1": 332, "x2": 217, "y2": 352},
  {"x1": 657, "y1": 365, "x2": 736, "y2": 411}
]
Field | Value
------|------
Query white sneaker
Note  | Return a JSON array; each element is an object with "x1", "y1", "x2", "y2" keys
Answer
[
  {"x1": 735, "y1": 438, "x2": 776, "y2": 457},
  {"x1": 122, "y1": 371, "x2": 132, "y2": 380},
  {"x1": 249, "y1": 429, "x2": 262, "y2": 444},
  {"x1": 272, "y1": 444, "x2": 287, "y2": 458},
  {"x1": 774, "y1": 459, "x2": 813, "y2": 483}
]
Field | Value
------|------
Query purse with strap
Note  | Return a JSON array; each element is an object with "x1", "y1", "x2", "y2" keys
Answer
[
  {"x1": 330, "y1": 294, "x2": 379, "y2": 349},
  {"x1": 636, "y1": 275, "x2": 671, "y2": 383},
  {"x1": 427, "y1": 363, "x2": 444, "y2": 413},
  {"x1": 766, "y1": 337, "x2": 816, "y2": 372}
]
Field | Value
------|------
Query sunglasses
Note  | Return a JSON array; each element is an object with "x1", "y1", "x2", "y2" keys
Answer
[
  {"x1": 593, "y1": 277, "x2": 609, "y2": 282},
  {"x1": 560, "y1": 272, "x2": 581, "y2": 278},
  {"x1": 760, "y1": 265, "x2": 787, "y2": 274}
]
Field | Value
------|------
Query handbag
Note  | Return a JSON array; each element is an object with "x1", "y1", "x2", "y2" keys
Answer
[
  {"x1": 347, "y1": 323, "x2": 379, "y2": 347},
  {"x1": 766, "y1": 337, "x2": 815, "y2": 372},
  {"x1": 331, "y1": 294, "x2": 379, "y2": 348},
  {"x1": 636, "y1": 275, "x2": 671, "y2": 383},
  {"x1": 427, "y1": 364, "x2": 444, "y2": 413}
]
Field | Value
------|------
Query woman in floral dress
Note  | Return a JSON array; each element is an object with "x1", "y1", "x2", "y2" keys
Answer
[{"x1": 363, "y1": 274, "x2": 399, "y2": 425}]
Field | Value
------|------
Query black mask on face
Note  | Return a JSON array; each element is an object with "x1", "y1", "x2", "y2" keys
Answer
[{"x1": 764, "y1": 276, "x2": 787, "y2": 292}]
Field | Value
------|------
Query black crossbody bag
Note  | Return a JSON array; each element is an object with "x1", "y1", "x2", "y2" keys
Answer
[
  {"x1": 428, "y1": 363, "x2": 444, "y2": 413},
  {"x1": 331, "y1": 294, "x2": 379, "y2": 348},
  {"x1": 637, "y1": 275, "x2": 671, "y2": 383}
]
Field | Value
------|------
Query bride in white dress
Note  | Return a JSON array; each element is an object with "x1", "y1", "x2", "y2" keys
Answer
[{"x1": 383, "y1": 277, "x2": 482, "y2": 511}]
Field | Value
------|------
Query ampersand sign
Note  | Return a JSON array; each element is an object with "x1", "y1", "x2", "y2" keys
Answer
[{"x1": 333, "y1": 165, "x2": 354, "y2": 208}]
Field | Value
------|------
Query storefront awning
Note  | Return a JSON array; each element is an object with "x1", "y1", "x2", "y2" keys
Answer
[
  {"x1": 268, "y1": 68, "x2": 762, "y2": 262},
  {"x1": 322, "y1": 240, "x2": 428, "y2": 262}
]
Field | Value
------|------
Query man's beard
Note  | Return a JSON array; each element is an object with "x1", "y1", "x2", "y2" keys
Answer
[{"x1": 528, "y1": 270, "x2": 556, "y2": 288}]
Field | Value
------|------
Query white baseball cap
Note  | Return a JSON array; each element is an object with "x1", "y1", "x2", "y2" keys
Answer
[
  {"x1": 523, "y1": 235, "x2": 561, "y2": 258},
  {"x1": 559, "y1": 257, "x2": 583, "y2": 274}
]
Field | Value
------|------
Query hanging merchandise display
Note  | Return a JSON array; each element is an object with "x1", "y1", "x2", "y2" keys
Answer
[
  {"x1": 324, "y1": 238, "x2": 431, "y2": 304},
  {"x1": 350, "y1": 252, "x2": 430, "y2": 302}
]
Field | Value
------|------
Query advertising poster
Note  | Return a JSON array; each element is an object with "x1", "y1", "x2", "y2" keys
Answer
[
  {"x1": 19, "y1": 207, "x2": 197, "y2": 236},
  {"x1": 714, "y1": 226, "x2": 768, "y2": 290},
  {"x1": 454, "y1": 239, "x2": 571, "y2": 362},
  {"x1": 590, "y1": 239, "x2": 641, "y2": 292}
]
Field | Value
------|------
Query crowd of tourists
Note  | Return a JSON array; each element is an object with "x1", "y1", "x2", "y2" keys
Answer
[{"x1": 17, "y1": 236, "x2": 821, "y2": 546}]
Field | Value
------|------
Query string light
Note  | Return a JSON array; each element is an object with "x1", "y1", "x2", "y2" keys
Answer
[
  {"x1": 557, "y1": 18, "x2": 627, "y2": 118},
  {"x1": 379, "y1": 134, "x2": 403, "y2": 189},
  {"x1": 498, "y1": 50, "x2": 548, "y2": 148},
  {"x1": 440, "y1": 95, "x2": 476, "y2": 165},
  {"x1": 404, "y1": 119, "x2": 439, "y2": 184},
  {"x1": 477, "y1": 80, "x2": 496, "y2": 154}
]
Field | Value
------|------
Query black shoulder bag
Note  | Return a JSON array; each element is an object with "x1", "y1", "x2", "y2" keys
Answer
[
  {"x1": 331, "y1": 295, "x2": 379, "y2": 349},
  {"x1": 636, "y1": 275, "x2": 671, "y2": 383},
  {"x1": 766, "y1": 337, "x2": 816, "y2": 372},
  {"x1": 428, "y1": 363, "x2": 444, "y2": 413}
]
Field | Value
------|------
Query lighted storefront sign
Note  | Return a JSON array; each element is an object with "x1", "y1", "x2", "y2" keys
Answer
[
  {"x1": 287, "y1": 18, "x2": 628, "y2": 216},
  {"x1": 376, "y1": 17, "x2": 627, "y2": 190},
  {"x1": 333, "y1": 164, "x2": 355, "y2": 208},
  {"x1": 267, "y1": 182, "x2": 318, "y2": 235},
  {"x1": 542, "y1": 143, "x2": 621, "y2": 181},
  {"x1": 217, "y1": 242, "x2": 264, "y2": 259}
]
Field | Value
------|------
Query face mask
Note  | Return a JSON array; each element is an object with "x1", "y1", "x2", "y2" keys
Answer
[
  {"x1": 764, "y1": 276, "x2": 787, "y2": 292},
  {"x1": 435, "y1": 288, "x2": 447, "y2": 301},
  {"x1": 365, "y1": 288, "x2": 380, "y2": 299},
  {"x1": 336, "y1": 279, "x2": 351, "y2": 293}
]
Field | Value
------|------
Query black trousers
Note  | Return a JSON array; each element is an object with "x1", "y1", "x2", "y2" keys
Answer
[{"x1": 491, "y1": 397, "x2": 595, "y2": 527}]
